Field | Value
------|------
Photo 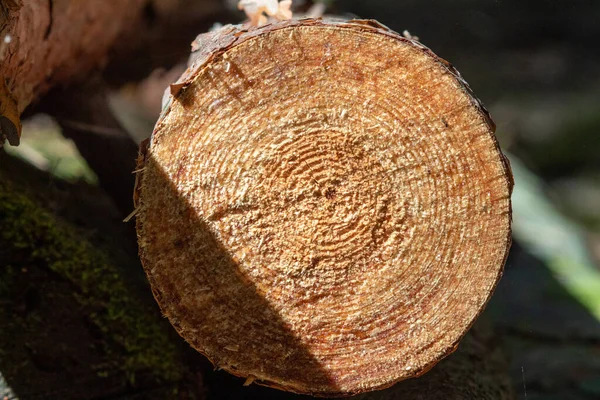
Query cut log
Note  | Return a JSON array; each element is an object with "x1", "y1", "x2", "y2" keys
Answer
[
  {"x1": 201, "y1": 318, "x2": 514, "y2": 399},
  {"x1": 135, "y1": 19, "x2": 513, "y2": 397},
  {"x1": 0, "y1": 0, "x2": 222, "y2": 146},
  {"x1": 0, "y1": 0, "x2": 138, "y2": 145}
]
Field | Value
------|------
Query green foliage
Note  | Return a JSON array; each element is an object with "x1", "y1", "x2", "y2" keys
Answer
[
  {"x1": 3, "y1": 116, "x2": 98, "y2": 184},
  {"x1": 509, "y1": 154, "x2": 600, "y2": 319}
]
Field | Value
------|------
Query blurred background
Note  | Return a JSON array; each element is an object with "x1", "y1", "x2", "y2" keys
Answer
[{"x1": 1, "y1": 0, "x2": 599, "y2": 399}]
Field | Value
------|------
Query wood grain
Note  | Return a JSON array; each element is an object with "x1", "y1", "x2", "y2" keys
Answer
[{"x1": 136, "y1": 19, "x2": 513, "y2": 397}]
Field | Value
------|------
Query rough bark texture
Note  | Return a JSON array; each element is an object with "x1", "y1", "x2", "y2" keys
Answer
[
  {"x1": 135, "y1": 19, "x2": 513, "y2": 397},
  {"x1": 0, "y1": 0, "x2": 223, "y2": 146},
  {"x1": 0, "y1": 0, "x2": 136, "y2": 144}
]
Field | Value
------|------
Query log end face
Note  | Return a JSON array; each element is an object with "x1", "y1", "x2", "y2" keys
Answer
[{"x1": 137, "y1": 20, "x2": 512, "y2": 396}]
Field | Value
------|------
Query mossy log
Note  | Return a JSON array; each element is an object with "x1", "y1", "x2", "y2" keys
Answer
[
  {"x1": 0, "y1": 151, "x2": 190, "y2": 399},
  {"x1": 135, "y1": 19, "x2": 513, "y2": 397}
]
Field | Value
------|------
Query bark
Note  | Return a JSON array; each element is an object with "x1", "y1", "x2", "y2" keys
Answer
[
  {"x1": 0, "y1": 0, "x2": 138, "y2": 145},
  {"x1": 135, "y1": 19, "x2": 514, "y2": 396},
  {"x1": 0, "y1": 0, "x2": 223, "y2": 146}
]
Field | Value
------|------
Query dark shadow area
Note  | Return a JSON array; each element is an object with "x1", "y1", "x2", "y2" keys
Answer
[
  {"x1": 103, "y1": 6, "x2": 236, "y2": 88},
  {"x1": 337, "y1": 0, "x2": 599, "y2": 97},
  {"x1": 488, "y1": 242, "x2": 600, "y2": 399},
  {"x1": 39, "y1": 83, "x2": 140, "y2": 220},
  {"x1": 0, "y1": 152, "x2": 193, "y2": 399}
]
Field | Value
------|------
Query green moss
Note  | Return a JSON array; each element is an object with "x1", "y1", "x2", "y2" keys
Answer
[{"x1": 0, "y1": 176, "x2": 182, "y2": 383}]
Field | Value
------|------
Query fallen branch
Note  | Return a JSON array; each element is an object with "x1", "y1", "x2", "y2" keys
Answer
[{"x1": 0, "y1": 0, "x2": 222, "y2": 146}]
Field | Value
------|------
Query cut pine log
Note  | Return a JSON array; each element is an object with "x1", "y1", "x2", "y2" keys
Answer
[
  {"x1": 0, "y1": 0, "x2": 143, "y2": 145},
  {"x1": 135, "y1": 19, "x2": 513, "y2": 397},
  {"x1": 0, "y1": 0, "x2": 221, "y2": 146}
]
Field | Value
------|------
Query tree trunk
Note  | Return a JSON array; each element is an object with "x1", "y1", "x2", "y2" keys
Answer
[
  {"x1": 0, "y1": 0, "x2": 223, "y2": 146},
  {"x1": 134, "y1": 19, "x2": 513, "y2": 397}
]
